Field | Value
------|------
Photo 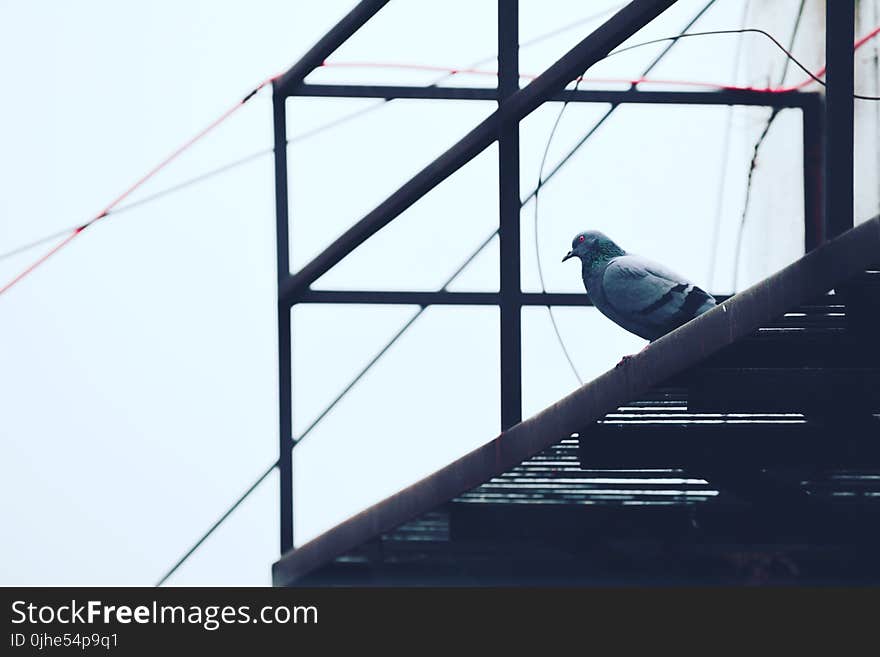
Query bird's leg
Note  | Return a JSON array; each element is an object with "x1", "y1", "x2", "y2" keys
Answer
[{"x1": 614, "y1": 342, "x2": 651, "y2": 368}]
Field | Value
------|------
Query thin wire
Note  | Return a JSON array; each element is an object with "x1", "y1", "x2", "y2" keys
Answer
[
  {"x1": 780, "y1": 24, "x2": 880, "y2": 97},
  {"x1": 292, "y1": 230, "x2": 497, "y2": 449},
  {"x1": 607, "y1": 29, "x2": 816, "y2": 84},
  {"x1": 10, "y1": 21, "x2": 880, "y2": 269},
  {"x1": 522, "y1": 19, "x2": 880, "y2": 302},
  {"x1": 534, "y1": 82, "x2": 589, "y2": 385},
  {"x1": 155, "y1": 460, "x2": 279, "y2": 587},
  {"x1": 606, "y1": 27, "x2": 880, "y2": 100},
  {"x1": 777, "y1": 0, "x2": 807, "y2": 83},
  {"x1": 2, "y1": 6, "x2": 624, "y2": 271},
  {"x1": 156, "y1": 229, "x2": 497, "y2": 585},
  {"x1": 520, "y1": 3, "x2": 627, "y2": 49},
  {"x1": 112, "y1": 148, "x2": 273, "y2": 217},
  {"x1": 521, "y1": 109, "x2": 616, "y2": 208},
  {"x1": 20, "y1": 20, "x2": 805, "y2": 270},
  {"x1": 706, "y1": 0, "x2": 751, "y2": 290},
  {"x1": 322, "y1": 60, "x2": 786, "y2": 90},
  {"x1": 0, "y1": 105, "x2": 418, "y2": 264},
  {"x1": 319, "y1": 24, "x2": 880, "y2": 97},
  {"x1": 874, "y1": 4, "x2": 880, "y2": 218},
  {"x1": 730, "y1": 107, "x2": 778, "y2": 291},
  {"x1": 533, "y1": 0, "x2": 720, "y2": 385},
  {"x1": 0, "y1": 226, "x2": 85, "y2": 262},
  {"x1": 731, "y1": 0, "x2": 808, "y2": 291},
  {"x1": 1, "y1": 115, "x2": 382, "y2": 264},
  {"x1": 0, "y1": 77, "x2": 277, "y2": 296},
  {"x1": 0, "y1": 229, "x2": 85, "y2": 293}
]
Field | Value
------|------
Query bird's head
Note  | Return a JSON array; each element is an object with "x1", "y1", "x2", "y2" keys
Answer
[{"x1": 562, "y1": 230, "x2": 621, "y2": 263}]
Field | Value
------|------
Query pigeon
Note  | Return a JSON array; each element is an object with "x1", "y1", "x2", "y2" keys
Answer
[{"x1": 562, "y1": 230, "x2": 716, "y2": 342}]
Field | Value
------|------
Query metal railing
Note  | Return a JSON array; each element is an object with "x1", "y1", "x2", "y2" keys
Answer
[{"x1": 272, "y1": 0, "x2": 843, "y2": 555}]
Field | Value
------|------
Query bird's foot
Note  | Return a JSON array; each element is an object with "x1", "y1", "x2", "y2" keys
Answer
[{"x1": 615, "y1": 344, "x2": 650, "y2": 368}]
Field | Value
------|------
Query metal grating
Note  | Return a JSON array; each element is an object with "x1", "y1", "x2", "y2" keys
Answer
[
  {"x1": 457, "y1": 278, "x2": 880, "y2": 512},
  {"x1": 454, "y1": 437, "x2": 718, "y2": 506},
  {"x1": 279, "y1": 262, "x2": 880, "y2": 586}
]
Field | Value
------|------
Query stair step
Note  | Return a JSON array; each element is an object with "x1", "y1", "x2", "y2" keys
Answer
[
  {"x1": 578, "y1": 418, "x2": 880, "y2": 469},
  {"x1": 683, "y1": 367, "x2": 880, "y2": 413}
]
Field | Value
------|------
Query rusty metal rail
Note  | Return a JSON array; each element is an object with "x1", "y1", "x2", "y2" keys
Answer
[{"x1": 273, "y1": 216, "x2": 880, "y2": 586}]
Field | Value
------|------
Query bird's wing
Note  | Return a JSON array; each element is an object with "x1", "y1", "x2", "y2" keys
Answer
[{"x1": 601, "y1": 255, "x2": 714, "y2": 329}]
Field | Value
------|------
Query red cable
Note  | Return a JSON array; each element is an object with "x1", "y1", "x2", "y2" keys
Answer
[
  {"x1": 774, "y1": 24, "x2": 880, "y2": 93},
  {"x1": 322, "y1": 60, "x2": 741, "y2": 90},
  {"x1": 0, "y1": 229, "x2": 84, "y2": 296},
  {"x1": 5, "y1": 24, "x2": 880, "y2": 299},
  {"x1": 0, "y1": 75, "x2": 277, "y2": 298},
  {"x1": 322, "y1": 23, "x2": 880, "y2": 95},
  {"x1": 319, "y1": 59, "x2": 778, "y2": 92}
]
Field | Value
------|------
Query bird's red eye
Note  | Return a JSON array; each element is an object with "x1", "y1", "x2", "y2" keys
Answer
[{"x1": 578, "y1": 235, "x2": 585, "y2": 243}]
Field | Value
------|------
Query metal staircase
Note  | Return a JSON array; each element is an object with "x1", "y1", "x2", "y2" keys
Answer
[
  {"x1": 270, "y1": 0, "x2": 872, "y2": 586},
  {"x1": 292, "y1": 269, "x2": 880, "y2": 585}
]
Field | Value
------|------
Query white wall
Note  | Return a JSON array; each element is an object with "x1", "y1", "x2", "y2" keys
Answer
[{"x1": 740, "y1": 0, "x2": 880, "y2": 289}]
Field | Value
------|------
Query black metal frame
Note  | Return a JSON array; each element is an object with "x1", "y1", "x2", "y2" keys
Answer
[{"x1": 272, "y1": 0, "x2": 845, "y2": 555}]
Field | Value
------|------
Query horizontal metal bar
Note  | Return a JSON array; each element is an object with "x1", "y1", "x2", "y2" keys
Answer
[
  {"x1": 299, "y1": 290, "x2": 498, "y2": 305},
  {"x1": 295, "y1": 84, "x2": 497, "y2": 101},
  {"x1": 273, "y1": 217, "x2": 880, "y2": 586},
  {"x1": 294, "y1": 83, "x2": 816, "y2": 108},
  {"x1": 297, "y1": 290, "x2": 596, "y2": 306},
  {"x1": 295, "y1": 290, "x2": 731, "y2": 307},
  {"x1": 554, "y1": 88, "x2": 816, "y2": 108},
  {"x1": 279, "y1": 0, "x2": 679, "y2": 306}
]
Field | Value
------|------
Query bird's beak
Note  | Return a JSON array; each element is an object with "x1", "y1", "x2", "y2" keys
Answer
[{"x1": 562, "y1": 251, "x2": 573, "y2": 263}]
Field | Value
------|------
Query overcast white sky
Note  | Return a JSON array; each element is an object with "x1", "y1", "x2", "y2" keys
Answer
[{"x1": 1, "y1": 0, "x2": 816, "y2": 585}]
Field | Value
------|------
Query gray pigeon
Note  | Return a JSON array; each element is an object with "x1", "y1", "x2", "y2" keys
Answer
[{"x1": 562, "y1": 230, "x2": 715, "y2": 341}]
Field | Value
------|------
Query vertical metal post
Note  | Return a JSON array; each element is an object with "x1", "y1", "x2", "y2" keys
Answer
[
  {"x1": 824, "y1": 1, "x2": 855, "y2": 239},
  {"x1": 498, "y1": 0, "x2": 522, "y2": 430},
  {"x1": 802, "y1": 96, "x2": 825, "y2": 251},
  {"x1": 273, "y1": 86, "x2": 294, "y2": 554}
]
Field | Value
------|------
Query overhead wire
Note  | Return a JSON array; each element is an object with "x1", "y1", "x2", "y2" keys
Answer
[
  {"x1": 532, "y1": 0, "x2": 720, "y2": 386},
  {"x1": 0, "y1": 75, "x2": 278, "y2": 295},
  {"x1": 7, "y1": 21, "x2": 880, "y2": 271},
  {"x1": 706, "y1": 0, "x2": 751, "y2": 291},
  {"x1": 604, "y1": 25, "x2": 880, "y2": 100},
  {"x1": 155, "y1": 460, "x2": 278, "y2": 587},
  {"x1": 0, "y1": 115, "x2": 392, "y2": 264},
  {"x1": 1, "y1": 5, "x2": 626, "y2": 273},
  {"x1": 731, "y1": 0, "x2": 808, "y2": 292},
  {"x1": 320, "y1": 23, "x2": 880, "y2": 98},
  {"x1": 155, "y1": 229, "x2": 497, "y2": 586}
]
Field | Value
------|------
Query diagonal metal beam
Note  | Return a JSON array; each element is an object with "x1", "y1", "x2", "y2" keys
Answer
[
  {"x1": 274, "y1": 0, "x2": 390, "y2": 96},
  {"x1": 273, "y1": 216, "x2": 880, "y2": 585},
  {"x1": 278, "y1": 0, "x2": 678, "y2": 306}
]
